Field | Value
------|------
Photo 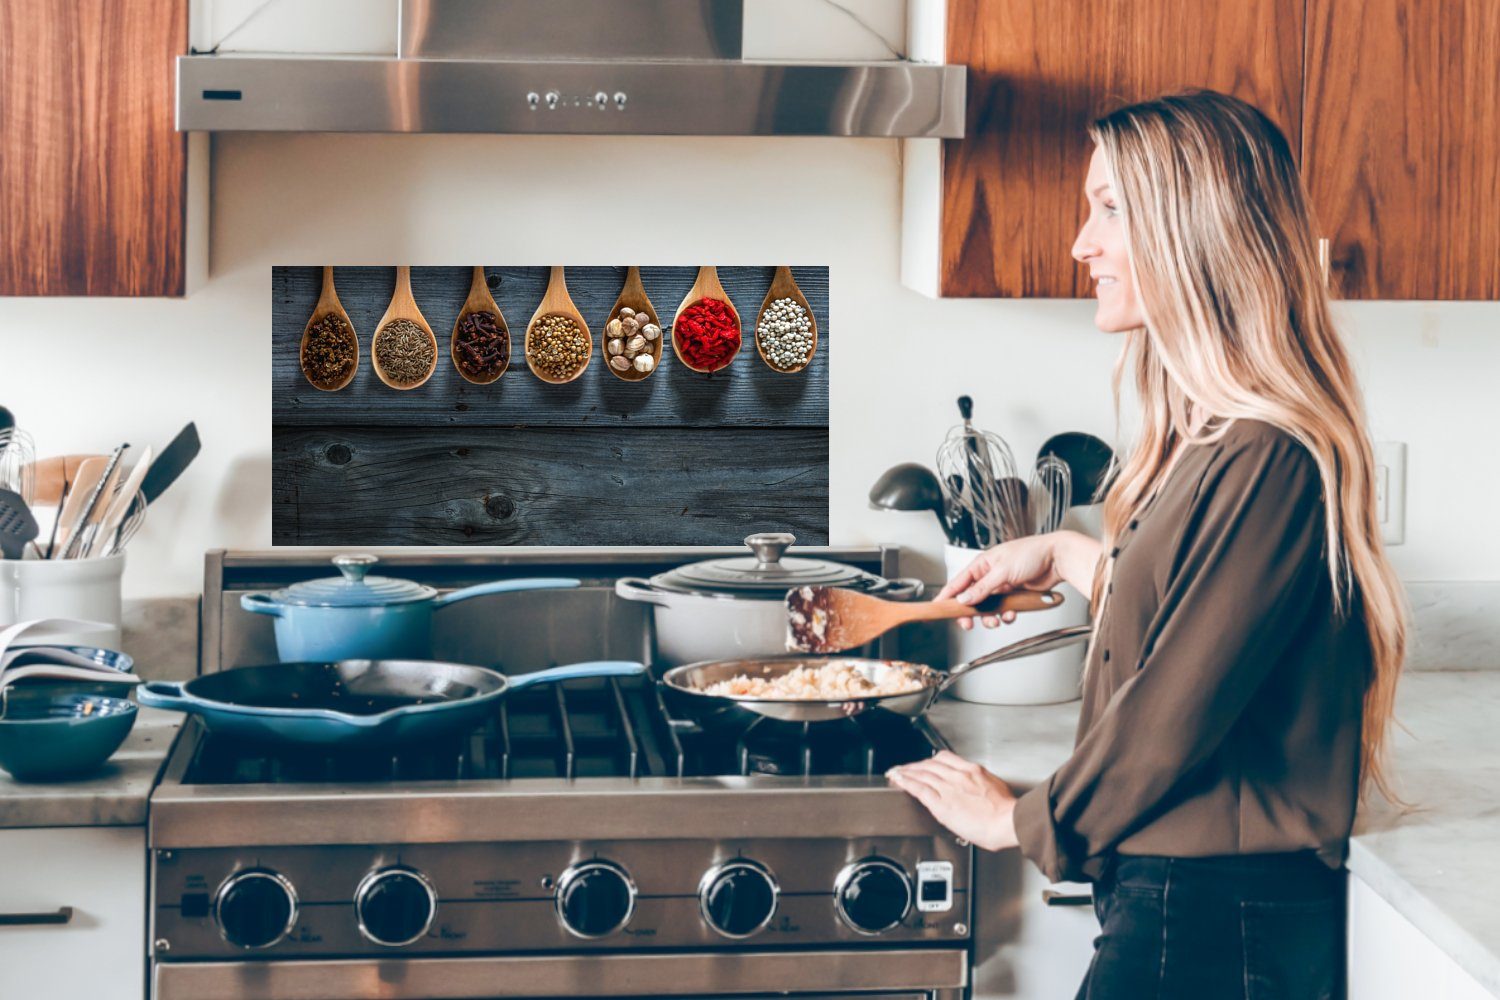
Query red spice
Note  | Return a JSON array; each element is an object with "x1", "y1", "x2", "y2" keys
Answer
[{"x1": 673, "y1": 297, "x2": 741, "y2": 372}]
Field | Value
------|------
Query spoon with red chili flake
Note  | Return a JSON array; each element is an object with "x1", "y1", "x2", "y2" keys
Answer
[{"x1": 670, "y1": 266, "x2": 742, "y2": 374}]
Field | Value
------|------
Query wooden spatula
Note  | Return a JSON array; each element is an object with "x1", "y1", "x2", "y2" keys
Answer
[{"x1": 785, "y1": 586, "x2": 1064, "y2": 654}]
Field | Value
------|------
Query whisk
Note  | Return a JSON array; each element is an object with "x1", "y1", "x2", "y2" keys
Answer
[
  {"x1": 1028, "y1": 454, "x2": 1073, "y2": 535},
  {"x1": 937, "y1": 396, "x2": 1026, "y2": 547},
  {"x1": 0, "y1": 427, "x2": 36, "y2": 508}
]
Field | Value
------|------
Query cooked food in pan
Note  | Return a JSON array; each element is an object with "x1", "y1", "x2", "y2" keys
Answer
[{"x1": 700, "y1": 661, "x2": 926, "y2": 700}]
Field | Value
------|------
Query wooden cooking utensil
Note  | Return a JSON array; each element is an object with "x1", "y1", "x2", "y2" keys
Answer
[
  {"x1": 524, "y1": 266, "x2": 593, "y2": 385},
  {"x1": 370, "y1": 266, "x2": 438, "y2": 390},
  {"x1": 450, "y1": 266, "x2": 510, "y2": 385},
  {"x1": 86, "y1": 446, "x2": 152, "y2": 559},
  {"x1": 671, "y1": 265, "x2": 742, "y2": 374},
  {"x1": 754, "y1": 265, "x2": 819, "y2": 374},
  {"x1": 26, "y1": 457, "x2": 68, "y2": 507},
  {"x1": 785, "y1": 586, "x2": 1065, "y2": 654},
  {"x1": 601, "y1": 266, "x2": 664, "y2": 382},
  {"x1": 50, "y1": 457, "x2": 105, "y2": 558},
  {"x1": 299, "y1": 266, "x2": 360, "y2": 392}
]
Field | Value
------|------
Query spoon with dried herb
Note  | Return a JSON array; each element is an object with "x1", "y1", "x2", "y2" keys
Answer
[
  {"x1": 450, "y1": 266, "x2": 510, "y2": 384},
  {"x1": 370, "y1": 266, "x2": 439, "y2": 390},
  {"x1": 299, "y1": 266, "x2": 360, "y2": 391}
]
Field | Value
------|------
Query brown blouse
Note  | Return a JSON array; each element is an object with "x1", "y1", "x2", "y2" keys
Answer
[{"x1": 1013, "y1": 419, "x2": 1371, "y2": 884}]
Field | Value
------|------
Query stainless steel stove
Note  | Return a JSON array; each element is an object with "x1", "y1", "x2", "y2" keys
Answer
[{"x1": 149, "y1": 548, "x2": 972, "y2": 1000}]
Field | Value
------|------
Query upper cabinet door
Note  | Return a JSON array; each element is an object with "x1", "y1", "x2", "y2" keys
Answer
[
  {"x1": 1304, "y1": 0, "x2": 1500, "y2": 300},
  {"x1": 0, "y1": 1, "x2": 189, "y2": 296},
  {"x1": 938, "y1": 0, "x2": 1304, "y2": 298}
]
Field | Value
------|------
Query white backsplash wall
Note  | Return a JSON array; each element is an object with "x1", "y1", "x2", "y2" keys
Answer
[{"x1": 1, "y1": 134, "x2": 1496, "y2": 597}]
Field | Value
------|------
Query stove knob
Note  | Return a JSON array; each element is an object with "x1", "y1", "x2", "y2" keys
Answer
[
  {"x1": 834, "y1": 858, "x2": 912, "y2": 935},
  {"x1": 214, "y1": 869, "x2": 297, "y2": 950},
  {"x1": 700, "y1": 860, "x2": 779, "y2": 938},
  {"x1": 355, "y1": 867, "x2": 437, "y2": 947},
  {"x1": 555, "y1": 860, "x2": 636, "y2": 938}
]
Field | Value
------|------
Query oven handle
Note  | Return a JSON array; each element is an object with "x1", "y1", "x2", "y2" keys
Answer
[
  {"x1": 0, "y1": 906, "x2": 73, "y2": 926},
  {"x1": 1042, "y1": 889, "x2": 1093, "y2": 907}
]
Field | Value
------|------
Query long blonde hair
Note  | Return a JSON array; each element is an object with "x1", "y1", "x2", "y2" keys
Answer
[{"x1": 1088, "y1": 90, "x2": 1406, "y2": 799}]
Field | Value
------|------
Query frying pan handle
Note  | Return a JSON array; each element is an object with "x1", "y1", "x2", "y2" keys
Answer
[
  {"x1": 614, "y1": 578, "x2": 670, "y2": 606},
  {"x1": 433, "y1": 577, "x2": 582, "y2": 608},
  {"x1": 505, "y1": 660, "x2": 648, "y2": 691},
  {"x1": 939, "y1": 624, "x2": 1094, "y2": 693},
  {"x1": 135, "y1": 681, "x2": 195, "y2": 713},
  {"x1": 240, "y1": 593, "x2": 283, "y2": 617}
]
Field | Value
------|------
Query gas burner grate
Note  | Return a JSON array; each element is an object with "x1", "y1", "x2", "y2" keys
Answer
[{"x1": 179, "y1": 673, "x2": 941, "y2": 786}]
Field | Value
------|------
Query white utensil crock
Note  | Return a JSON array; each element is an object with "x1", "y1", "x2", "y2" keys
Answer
[
  {"x1": 0, "y1": 554, "x2": 125, "y2": 649},
  {"x1": 943, "y1": 544, "x2": 1089, "y2": 705}
]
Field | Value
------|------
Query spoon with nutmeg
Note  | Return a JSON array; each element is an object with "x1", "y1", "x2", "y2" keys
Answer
[{"x1": 601, "y1": 266, "x2": 664, "y2": 382}]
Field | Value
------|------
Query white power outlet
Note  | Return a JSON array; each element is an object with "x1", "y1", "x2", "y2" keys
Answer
[{"x1": 1374, "y1": 441, "x2": 1406, "y2": 546}]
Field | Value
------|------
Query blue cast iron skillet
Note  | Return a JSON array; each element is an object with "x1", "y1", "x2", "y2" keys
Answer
[{"x1": 136, "y1": 659, "x2": 645, "y2": 748}]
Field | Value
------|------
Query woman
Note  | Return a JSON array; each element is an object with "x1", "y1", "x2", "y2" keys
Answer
[{"x1": 887, "y1": 90, "x2": 1406, "y2": 999}]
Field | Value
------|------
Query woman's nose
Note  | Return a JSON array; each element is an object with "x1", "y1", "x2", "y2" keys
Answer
[{"x1": 1072, "y1": 226, "x2": 1100, "y2": 263}]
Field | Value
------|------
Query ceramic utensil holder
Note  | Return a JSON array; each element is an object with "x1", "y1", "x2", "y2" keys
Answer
[
  {"x1": 0, "y1": 553, "x2": 125, "y2": 648},
  {"x1": 943, "y1": 544, "x2": 1089, "y2": 705}
]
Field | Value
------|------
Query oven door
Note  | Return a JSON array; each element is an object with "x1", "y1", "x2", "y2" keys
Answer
[{"x1": 153, "y1": 947, "x2": 969, "y2": 1000}]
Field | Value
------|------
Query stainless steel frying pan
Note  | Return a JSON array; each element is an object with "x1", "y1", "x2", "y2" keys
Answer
[{"x1": 660, "y1": 624, "x2": 1092, "y2": 725}]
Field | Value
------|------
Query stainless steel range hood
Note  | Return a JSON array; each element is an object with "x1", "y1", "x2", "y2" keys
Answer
[{"x1": 176, "y1": 0, "x2": 966, "y2": 138}]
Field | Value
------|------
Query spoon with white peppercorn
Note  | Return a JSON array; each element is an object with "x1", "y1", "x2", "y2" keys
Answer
[
  {"x1": 602, "y1": 266, "x2": 664, "y2": 382},
  {"x1": 299, "y1": 266, "x2": 360, "y2": 391},
  {"x1": 754, "y1": 266, "x2": 818, "y2": 374},
  {"x1": 371, "y1": 266, "x2": 439, "y2": 390},
  {"x1": 525, "y1": 266, "x2": 593, "y2": 385}
]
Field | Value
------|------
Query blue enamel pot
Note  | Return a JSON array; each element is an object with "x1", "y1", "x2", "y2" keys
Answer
[{"x1": 240, "y1": 554, "x2": 580, "y2": 662}]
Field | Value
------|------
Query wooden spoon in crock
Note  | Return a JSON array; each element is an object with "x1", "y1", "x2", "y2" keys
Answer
[
  {"x1": 370, "y1": 266, "x2": 439, "y2": 390},
  {"x1": 299, "y1": 266, "x2": 360, "y2": 391},
  {"x1": 525, "y1": 266, "x2": 593, "y2": 385},
  {"x1": 602, "y1": 266, "x2": 664, "y2": 382},
  {"x1": 755, "y1": 265, "x2": 819, "y2": 374},
  {"x1": 671, "y1": 265, "x2": 742, "y2": 374},
  {"x1": 450, "y1": 266, "x2": 510, "y2": 385}
]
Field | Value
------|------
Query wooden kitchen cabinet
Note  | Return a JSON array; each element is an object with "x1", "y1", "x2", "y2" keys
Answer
[
  {"x1": 1303, "y1": 0, "x2": 1500, "y2": 300},
  {"x1": 0, "y1": 0, "x2": 200, "y2": 296},
  {"x1": 907, "y1": 0, "x2": 1303, "y2": 298},
  {"x1": 0, "y1": 826, "x2": 146, "y2": 1000}
]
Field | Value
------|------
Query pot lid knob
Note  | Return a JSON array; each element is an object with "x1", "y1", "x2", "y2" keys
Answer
[
  {"x1": 332, "y1": 553, "x2": 379, "y2": 583},
  {"x1": 744, "y1": 533, "x2": 796, "y2": 568}
]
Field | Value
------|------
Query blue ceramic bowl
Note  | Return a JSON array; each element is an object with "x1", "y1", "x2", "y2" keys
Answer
[{"x1": 0, "y1": 692, "x2": 138, "y2": 781}]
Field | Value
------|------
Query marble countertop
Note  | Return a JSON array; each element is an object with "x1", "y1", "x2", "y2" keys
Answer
[
  {"x1": 926, "y1": 670, "x2": 1500, "y2": 995},
  {"x1": 0, "y1": 706, "x2": 180, "y2": 829}
]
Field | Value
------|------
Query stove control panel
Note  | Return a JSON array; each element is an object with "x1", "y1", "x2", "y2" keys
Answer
[{"x1": 153, "y1": 838, "x2": 970, "y2": 959}]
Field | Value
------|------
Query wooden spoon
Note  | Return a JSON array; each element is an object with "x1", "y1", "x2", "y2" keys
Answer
[
  {"x1": 671, "y1": 265, "x2": 742, "y2": 374},
  {"x1": 524, "y1": 266, "x2": 593, "y2": 385},
  {"x1": 50, "y1": 457, "x2": 106, "y2": 558},
  {"x1": 299, "y1": 266, "x2": 360, "y2": 392},
  {"x1": 370, "y1": 266, "x2": 438, "y2": 390},
  {"x1": 785, "y1": 586, "x2": 1065, "y2": 654},
  {"x1": 754, "y1": 266, "x2": 819, "y2": 374},
  {"x1": 450, "y1": 266, "x2": 510, "y2": 385},
  {"x1": 601, "y1": 266, "x2": 664, "y2": 382}
]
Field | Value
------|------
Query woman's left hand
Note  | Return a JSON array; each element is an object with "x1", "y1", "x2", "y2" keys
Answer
[{"x1": 887, "y1": 751, "x2": 1020, "y2": 852}]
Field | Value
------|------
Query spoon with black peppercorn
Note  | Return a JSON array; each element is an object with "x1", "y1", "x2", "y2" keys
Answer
[
  {"x1": 754, "y1": 265, "x2": 819, "y2": 374},
  {"x1": 371, "y1": 266, "x2": 439, "y2": 390},
  {"x1": 299, "y1": 266, "x2": 360, "y2": 391},
  {"x1": 602, "y1": 266, "x2": 664, "y2": 382},
  {"x1": 450, "y1": 266, "x2": 510, "y2": 385},
  {"x1": 525, "y1": 266, "x2": 593, "y2": 385}
]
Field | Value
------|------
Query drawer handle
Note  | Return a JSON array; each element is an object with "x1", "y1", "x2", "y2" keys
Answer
[
  {"x1": 1042, "y1": 889, "x2": 1092, "y2": 907},
  {"x1": 0, "y1": 906, "x2": 73, "y2": 926}
]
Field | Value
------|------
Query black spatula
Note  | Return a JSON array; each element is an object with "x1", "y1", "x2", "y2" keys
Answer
[
  {"x1": 0, "y1": 488, "x2": 40, "y2": 559},
  {"x1": 141, "y1": 422, "x2": 200, "y2": 505}
]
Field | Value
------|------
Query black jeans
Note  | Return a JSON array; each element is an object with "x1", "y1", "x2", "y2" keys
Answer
[{"x1": 1076, "y1": 853, "x2": 1345, "y2": 1000}]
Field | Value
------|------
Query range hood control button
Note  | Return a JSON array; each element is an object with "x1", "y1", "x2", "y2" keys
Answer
[
  {"x1": 214, "y1": 869, "x2": 297, "y2": 950},
  {"x1": 834, "y1": 858, "x2": 912, "y2": 935},
  {"x1": 526, "y1": 92, "x2": 539, "y2": 109},
  {"x1": 699, "y1": 860, "x2": 779, "y2": 938},
  {"x1": 556, "y1": 860, "x2": 636, "y2": 938},
  {"x1": 545, "y1": 91, "x2": 560, "y2": 110},
  {"x1": 355, "y1": 867, "x2": 437, "y2": 947},
  {"x1": 614, "y1": 92, "x2": 628, "y2": 109}
]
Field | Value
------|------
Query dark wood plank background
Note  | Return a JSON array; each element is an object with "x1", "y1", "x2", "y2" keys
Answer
[{"x1": 272, "y1": 266, "x2": 830, "y2": 546}]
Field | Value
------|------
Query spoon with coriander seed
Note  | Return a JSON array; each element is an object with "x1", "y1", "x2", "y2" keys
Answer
[
  {"x1": 602, "y1": 266, "x2": 664, "y2": 382},
  {"x1": 754, "y1": 265, "x2": 819, "y2": 375},
  {"x1": 371, "y1": 266, "x2": 439, "y2": 390},
  {"x1": 450, "y1": 266, "x2": 510, "y2": 385},
  {"x1": 671, "y1": 265, "x2": 742, "y2": 374},
  {"x1": 525, "y1": 266, "x2": 593, "y2": 385},
  {"x1": 299, "y1": 266, "x2": 360, "y2": 391}
]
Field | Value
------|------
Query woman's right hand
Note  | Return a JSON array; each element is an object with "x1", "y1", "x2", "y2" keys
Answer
[{"x1": 938, "y1": 531, "x2": 1100, "y2": 630}]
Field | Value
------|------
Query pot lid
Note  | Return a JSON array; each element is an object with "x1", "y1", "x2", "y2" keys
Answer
[
  {"x1": 271, "y1": 555, "x2": 438, "y2": 608},
  {"x1": 649, "y1": 534, "x2": 883, "y2": 599}
]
